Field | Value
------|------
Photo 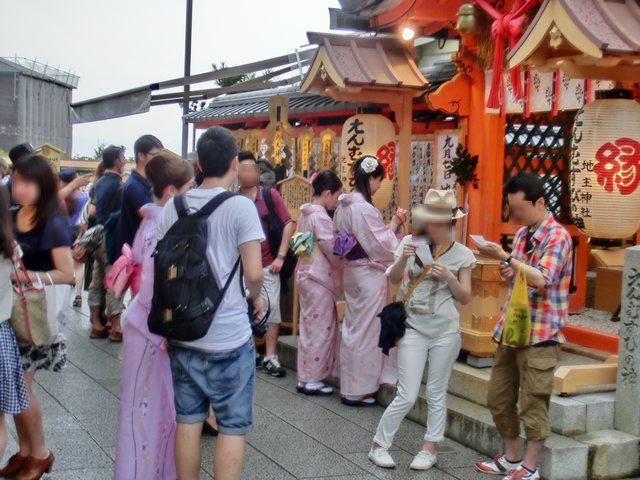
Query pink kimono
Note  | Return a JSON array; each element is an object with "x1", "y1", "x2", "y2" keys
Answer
[
  {"x1": 115, "y1": 204, "x2": 176, "y2": 480},
  {"x1": 334, "y1": 192, "x2": 399, "y2": 397},
  {"x1": 295, "y1": 203, "x2": 343, "y2": 384}
]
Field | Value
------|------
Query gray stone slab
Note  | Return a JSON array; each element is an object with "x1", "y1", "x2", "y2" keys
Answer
[
  {"x1": 308, "y1": 476, "x2": 377, "y2": 480},
  {"x1": 73, "y1": 410, "x2": 120, "y2": 448},
  {"x1": 576, "y1": 429, "x2": 640, "y2": 480},
  {"x1": 254, "y1": 381, "x2": 342, "y2": 421},
  {"x1": 47, "y1": 468, "x2": 114, "y2": 480},
  {"x1": 249, "y1": 421, "x2": 364, "y2": 478},
  {"x1": 615, "y1": 246, "x2": 640, "y2": 436},
  {"x1": 539, "y1": 434, "x2": 589, "y2": 480},
  {"x1": 574, "y1": 393, "x2": 616, "y2": 432},
  {"x1": 288, "y1": 417, "x2": 379, "y2": 454},
  {"x1": 549, "y1": 396, "x2": 587, "y2": 435},
  {"x1": 46, "y1": 429, "x2": 113, "y2": 471}
]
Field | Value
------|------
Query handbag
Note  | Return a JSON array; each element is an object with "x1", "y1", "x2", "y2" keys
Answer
[
  {"x1": 378, "y1": 243, "x2": 452, "y2": 355},
  {"x1": 10, "y1": 260, "x2": 52, "y2": 347},
  {"x1": 502, "y1": 264, "x2": 532, "y2": 346},
  {"x1": 72, "y1": 225, "x2": 104, "y2": 263}
]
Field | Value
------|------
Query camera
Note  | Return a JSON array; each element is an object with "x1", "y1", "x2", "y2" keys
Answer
[{"x1": 247, "y1": 297, "x2": 269, "y2": 338}]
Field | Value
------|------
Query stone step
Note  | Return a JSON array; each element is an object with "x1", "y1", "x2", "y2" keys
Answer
[
  {"x1": 279, "y1": 335, "x2": 616, "y2": 435},
  {"x1": 278, "y1": 335, "x2": 640, "y2": 479}
]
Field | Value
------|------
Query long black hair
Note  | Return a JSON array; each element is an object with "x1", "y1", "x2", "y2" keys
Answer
[
  {"x1": 0, "y1": 185, "x2": 14, "y2": 259},
  {"x1": 350, "y1": 155, "x2": 385, "y2": 204},
  {"x1": 312, "y1": 170, "x2": 342, "y2": 196},
  {"x1": 13, "y1": 154, "x2": 63, "y2": 229}
]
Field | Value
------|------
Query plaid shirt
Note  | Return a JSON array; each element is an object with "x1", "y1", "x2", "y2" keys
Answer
[{"x1": 493, "y1": 214, "x2": 573, "y2": 345}]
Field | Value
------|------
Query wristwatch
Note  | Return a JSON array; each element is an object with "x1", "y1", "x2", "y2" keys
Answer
[
  {"x1": 504, "y1": 255, "x2": 513, "y2": 266},
  {"x1": 276, "y1": 253, "x2": 286, "y2": 260}
]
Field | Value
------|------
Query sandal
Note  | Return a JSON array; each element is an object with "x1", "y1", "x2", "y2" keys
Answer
[
  {"x1": 108, "y1": 331, "x2": 123, "y2": 342},
  {"x1": 341, "y1": 396, "x2": 376, "y2": 407},
  {"x1": 90, "y1": 327, "x2": 109, "y2": 339},
  {"x1": 301, "y1": 382, "x2": 334, "y2": 396}
]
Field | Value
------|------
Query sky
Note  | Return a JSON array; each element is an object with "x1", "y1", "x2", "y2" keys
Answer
[{"x1": 0, "y1": 0, "x2": 340, "y2": 157}]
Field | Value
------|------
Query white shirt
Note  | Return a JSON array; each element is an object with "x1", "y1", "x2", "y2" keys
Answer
[
  {"x1": 0, "y1": 255, "x2": 12, "y2": 322},
  {"x1": 395, "y1": 235, "x2": 476, "y2": 338},
  {"x1": 156, "y1": 188, "x2": 265, "y2": 352}
]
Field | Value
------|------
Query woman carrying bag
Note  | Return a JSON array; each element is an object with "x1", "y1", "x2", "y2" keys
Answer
[
  {"x1": 369, "y1": 189, "x2": 475, "y2": 471},
  {"x1": 0, "y1": 155, "x2": 74, "y2": 480},
  {"x1": 0, "y1": 185, "x2": 29, "y2": 466}
]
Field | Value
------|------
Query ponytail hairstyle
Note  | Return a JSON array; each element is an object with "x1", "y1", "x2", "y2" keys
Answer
[
  {"x1": 350, "y1": 155, "x2": 384, "y2": 204},
  {"x1": 145, "y1": 150, "x2": 195, "y2": 199},
  {"x1": 0, "y1": 185, "x2": 14, "y2": 259},
  {"x1": 311, "y1": 170, "x2": 342, "y2": 197}
]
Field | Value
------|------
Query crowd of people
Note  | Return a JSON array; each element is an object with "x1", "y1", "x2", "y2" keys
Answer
[{"x1": 0, "y1": 125, "x2": 572, "y2": 480}]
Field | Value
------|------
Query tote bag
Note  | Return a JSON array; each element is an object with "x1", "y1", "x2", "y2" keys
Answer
[
  {"x1": 503, "y1": 264, "x2": 532, "y2": 347},
  {"x1": 10, "y1": 262, "x2": 51, "y2": 346}
]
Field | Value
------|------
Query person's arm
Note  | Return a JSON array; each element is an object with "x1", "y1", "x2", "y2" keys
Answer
[
  {"x1": 388, "y1": 239, "x2": 416, "y2": 284},
  {"x1": 239, "y1": 240, "x2": 264, "y2": 318},
  {"x1": 15, "y1": 246, "x2": 75, "y2": 286},
  {"x1": 445, "y1": 266, "x2": 472, "y2": 304},
  {"x1": 269, "y1": 190, "x2": 294, "y2": 273},
  {"x1": 478, "y1": 235, "x2": 570, "y2": 290},
  {"x1": 58, "y1": 174, "x2": 91, "y2": 200},
  {"x1": 239, "y1": 240, "x2": 264, "y2": 300}
]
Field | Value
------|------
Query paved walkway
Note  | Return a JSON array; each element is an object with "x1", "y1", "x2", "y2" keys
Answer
[{"x1": 4, "y1": 299, "x2": 489, "y2": 479}]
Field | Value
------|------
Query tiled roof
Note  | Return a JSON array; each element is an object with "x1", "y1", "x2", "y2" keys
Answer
[{"x1": 184, "y1": 87, "x2": 361, "y2": 123}]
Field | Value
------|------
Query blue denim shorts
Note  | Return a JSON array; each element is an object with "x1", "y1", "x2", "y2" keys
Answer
[{"x1": 169, "y1": 339, "x2": 255, "y2": 435}]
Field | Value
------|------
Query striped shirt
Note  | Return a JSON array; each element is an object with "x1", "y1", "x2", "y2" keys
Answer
[{"x1": 493, "y1": 214, "x2": 573, "y2": 345}]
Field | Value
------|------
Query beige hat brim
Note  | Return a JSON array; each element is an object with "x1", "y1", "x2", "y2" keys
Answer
[{"x1": 412, "y1": 205, "x2": 467, "y2": 224}]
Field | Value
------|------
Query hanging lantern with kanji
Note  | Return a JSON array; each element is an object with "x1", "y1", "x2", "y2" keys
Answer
[
  {"x1": 569, "y1": 99, "x2": 640, "y2": 239},
  {"x1": 340, "y1": 114, "x2": 395, "y2": 211}
]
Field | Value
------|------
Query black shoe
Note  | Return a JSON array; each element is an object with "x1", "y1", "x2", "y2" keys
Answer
[{"x1": 262, "y1": 358, "x2": 286, "y2": 377}]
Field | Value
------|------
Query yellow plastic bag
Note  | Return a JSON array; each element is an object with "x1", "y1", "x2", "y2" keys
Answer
[{"x1": 503, "y1": 265, "x2": 532, "y2": 347}]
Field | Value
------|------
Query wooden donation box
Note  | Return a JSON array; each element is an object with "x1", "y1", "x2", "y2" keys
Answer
[{"x1": 458, "y1": 256, "x2": 509, "y2": 357}]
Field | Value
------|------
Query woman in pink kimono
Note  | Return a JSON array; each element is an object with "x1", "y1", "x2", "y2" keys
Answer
[
  {"x1": 115, "y1": 153, "x2": 194, "y2": 480},
  {"x1": 334, "y1": 156, "x2": 407, "y2": 406},
  {"x1": 294, "y1": 171, "x2": 343, "y2": 395}
]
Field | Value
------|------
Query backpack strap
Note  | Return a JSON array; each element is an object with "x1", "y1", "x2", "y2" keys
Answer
[
  {"x1": 196, "y1": 191, "x2": 237, "y2": 218},
  {"x1": 263, "y1": 187, "x2": 276, "y2": 218},
  {"x1": 173, "y1": 194, "x2": 190, "y2": 218}
]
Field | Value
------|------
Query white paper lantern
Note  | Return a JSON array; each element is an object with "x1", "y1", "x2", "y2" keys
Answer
[{"x1": 569, "y1": 99, "x2": 640, "y2": 239}]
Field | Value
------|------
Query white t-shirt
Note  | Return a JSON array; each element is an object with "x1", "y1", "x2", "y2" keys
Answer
[
  {"x1": 395, "y1": 235, "x2": 476, "y2": 338},
  {"x1": 0, "y1": 254, "x2": 12, "y2": 323},
  {"x1": 156, "y1": 188, "x2": 265, "y2": 352}
]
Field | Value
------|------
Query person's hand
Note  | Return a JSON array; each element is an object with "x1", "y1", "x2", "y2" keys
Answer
[
  {"x1": 73, "y1": 174, "x2": 92, "y2": 189},
  {"x1": 252, "y1": 296, "x2": 264, "y2": 320},
  {"x1": 500, "y1": 264, "x2": 515, "y2": 280},
  {"x1": 389, "y1": 208, "x2": 407, "y2": 232},
  {"x1": 11, "y1": 269, "x2": 33, "y2": 285},
  {"x1": 431, "y1": 263, "x2": 454, "y2": 282},
  {"x1": 269, "y1": 257, "x2": 284, "y2": 274},
  {"x1": 477, "y1": 242, "x2": 509, "y2": 261},
  {"x1": 402, "y1": 242, "x2": 418, "y2": 259}
]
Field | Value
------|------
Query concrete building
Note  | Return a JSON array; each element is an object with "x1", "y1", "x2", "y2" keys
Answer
[{"x1": 0, "y1": 57, "x2": 78, "y2": 155}]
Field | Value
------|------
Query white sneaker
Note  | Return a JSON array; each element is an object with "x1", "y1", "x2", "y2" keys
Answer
[
  {"x1": 410, "y1": 450, "x2": 437, "y2": 470},
  {"x1": 368, "y1": 447, "x2": 396, "y2": 469}
]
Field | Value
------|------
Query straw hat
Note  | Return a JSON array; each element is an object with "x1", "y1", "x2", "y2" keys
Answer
[{"x1": 412, "y1": 189, "x2": 467, "y2": 224}]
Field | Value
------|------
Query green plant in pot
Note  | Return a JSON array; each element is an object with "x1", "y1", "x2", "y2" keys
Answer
[{"x1": 449, "y1": 144, "x2": 479, "y2": 189}]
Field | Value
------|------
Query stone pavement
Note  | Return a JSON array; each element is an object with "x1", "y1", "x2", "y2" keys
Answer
[{"x1": 3, "y1": 300, "x2": 492, "y2": 480}]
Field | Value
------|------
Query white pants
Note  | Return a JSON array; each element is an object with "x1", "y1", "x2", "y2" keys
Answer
[
  {"x1": 262, "y1": 267, "x2": 282, "y2": 324},
  {"x1": 374, "y1": 329, "x2": 461, "y2": 447}
]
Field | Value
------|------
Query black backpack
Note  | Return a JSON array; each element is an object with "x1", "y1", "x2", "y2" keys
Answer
[{"x1": 148, "y1": 191, "x2": 240, "y2": 341}]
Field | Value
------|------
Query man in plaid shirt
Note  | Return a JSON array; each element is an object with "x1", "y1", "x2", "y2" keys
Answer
[{"x1": 475, "y1": 173, "x2": 573, "y2": 480}]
